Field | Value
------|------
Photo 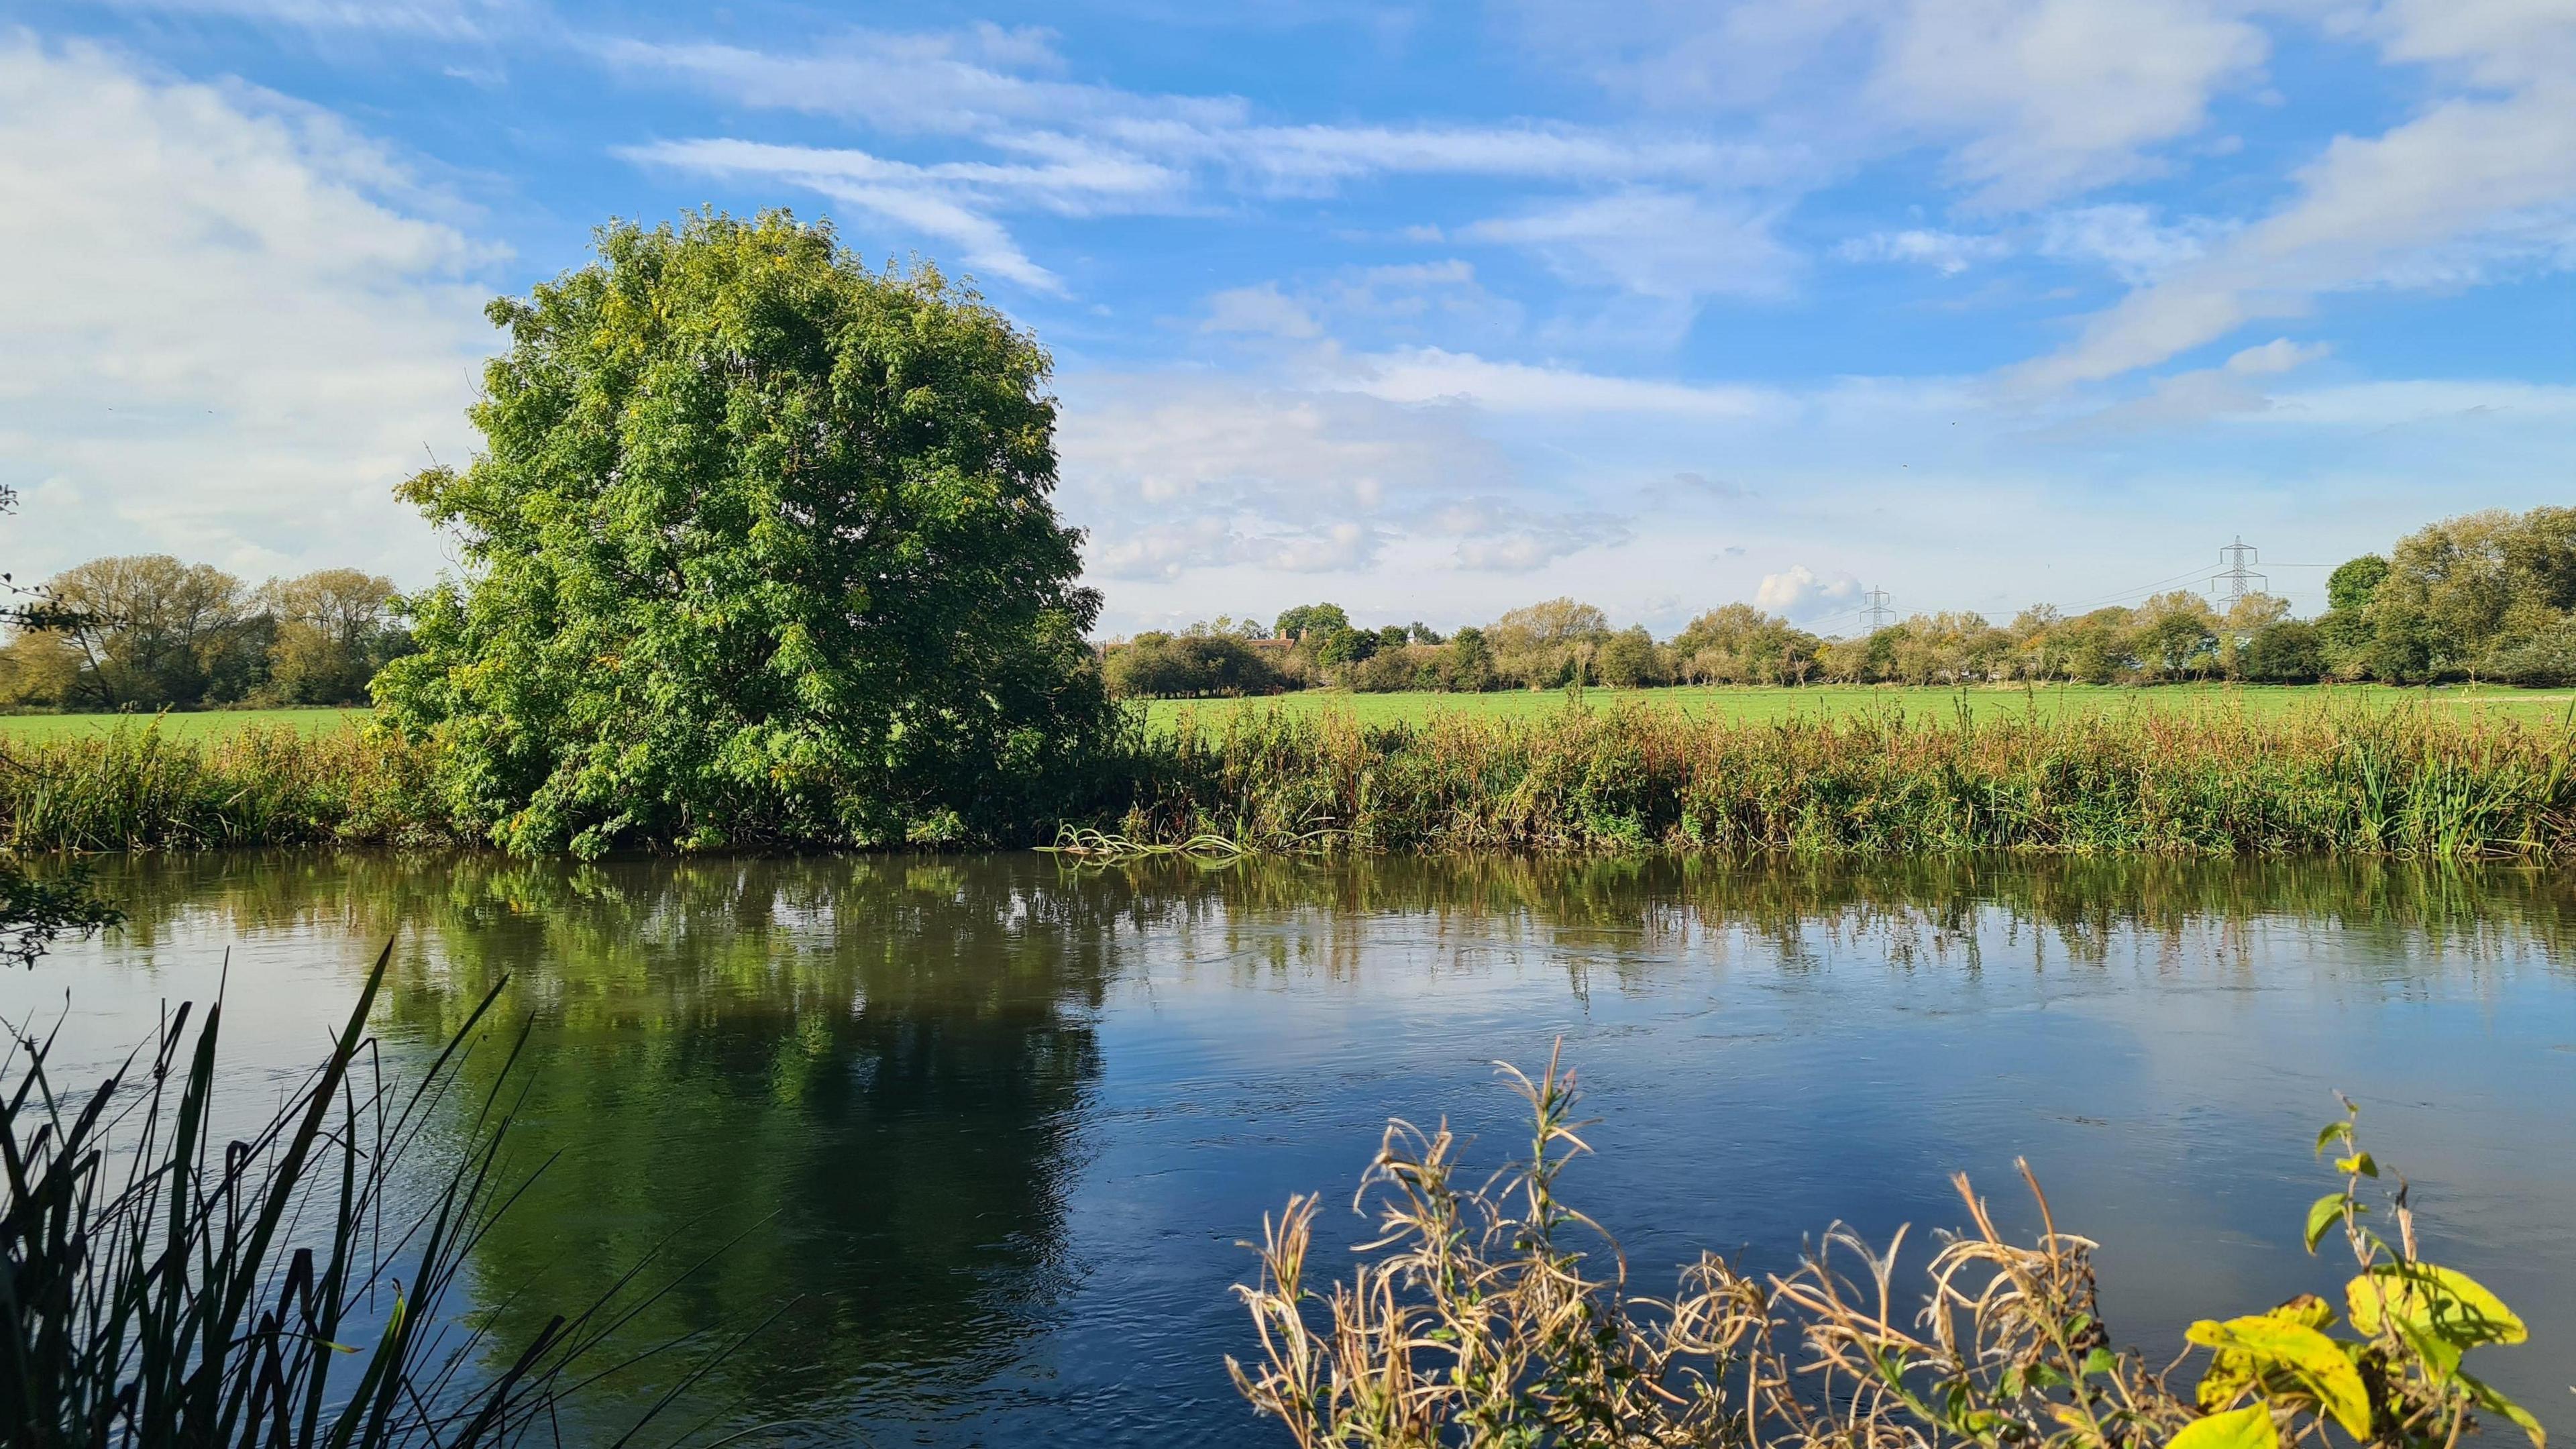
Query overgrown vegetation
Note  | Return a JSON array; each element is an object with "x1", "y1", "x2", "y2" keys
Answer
[
  {"x1": 1113, "y1": 700, "x2": 2576, "y2": 857},
  {"x1": 9, "y1": 696, "x2": 2576, "y2": 859},
  {"x1": 1231, "y1": 1049, "x2": 2546, "y2": 1448}
]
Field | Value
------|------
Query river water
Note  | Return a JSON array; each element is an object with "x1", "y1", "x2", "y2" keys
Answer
[{"x1": 11, "y1": 853, "x2": 2574, "y2": 1444}]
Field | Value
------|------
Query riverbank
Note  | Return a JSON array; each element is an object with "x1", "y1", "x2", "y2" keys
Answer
[{"x1": 7, "y1": 699, "x2": 2573, "y2": 857}]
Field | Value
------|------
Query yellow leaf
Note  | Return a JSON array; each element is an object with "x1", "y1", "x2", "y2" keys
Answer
[
  {"x1": 2186, "y1": 1316, "x2": 2371, "y2": 1437},
  {"x1": 2347, "y1": 1264, "x2": 2527, "y2": 1348},
  {"x1": 2169, "y1": 1404, "x2": 2279, "y2": 1449}
]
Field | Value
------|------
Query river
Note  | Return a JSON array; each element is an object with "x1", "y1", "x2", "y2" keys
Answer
[{"x1": 11, "y1": 852, "x2": 2573, "y2": 1444}]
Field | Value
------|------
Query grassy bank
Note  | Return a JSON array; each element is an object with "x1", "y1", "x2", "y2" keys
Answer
[
  {"x1": 8, "y1": 699, "x2": 2575, "y2": 858},
  {"x1": 1118, "y1": 700, "x2": 2576, "y2": 856}
]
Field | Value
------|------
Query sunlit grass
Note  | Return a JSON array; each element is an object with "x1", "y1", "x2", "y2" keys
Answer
[
  {"x1": 0, "y1": 706, "x2": 368, "y2": 740},
  {"x1": 1145, "y1": 682, "x2": 2576, "y2": 732}
]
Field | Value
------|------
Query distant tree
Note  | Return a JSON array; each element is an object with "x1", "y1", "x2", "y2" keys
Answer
[
  {"x1": 264, "y1": 568, "x2": 404, "y2": 704},
  {"x1": 1489, "y1": 598, "x2": 1610, "y2": 646},
  {"x1": 44, "y1": 555, "x2": 253, "y2": 709},
  {"x1": 1593, "y1": 626, "x2": 1666, "y2": 687},
  {"x1": 1274, "y1": 602, "x2": 1350, "y2": 641},
  {"x1": 2243, "y1": 620, "x2": 2325, "y2": 682},
  {"x1": 2132, "y1": 592, "x2": 2219, "y2": 680},
  {"x1": 375, "y1": 211, "x2": 1109, "y2": 854},
  {"x1": 1105, "y1": 631, "x2": 1287, "y2": 698},
  {"x1": 1447, "y1": 627, "x2": 1494, "y2": 690},
  {"x1": 1405, "y1": 621, "x2": 1445, "y2": 645},
  {"x1": 2326, "y1": 555, "x2": 2390, "y2": 612}
]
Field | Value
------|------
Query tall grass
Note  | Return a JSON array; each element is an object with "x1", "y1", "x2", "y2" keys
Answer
[
  {"x1": 1232, "y1": 1048, "x2": 2548, "y2": 1448},
  {"x1": 1122, "y1": 700, "x2": 2576, "y2": 857},
  {"x1": 9, "y1": 701, "x2": 2576, "y2": 857},
  {"x1": 0, "y1": 724, "x2": 453, "y2": 852}
]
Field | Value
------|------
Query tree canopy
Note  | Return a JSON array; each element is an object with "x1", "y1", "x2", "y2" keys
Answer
[{"x1": 374, "y1": 211, "x2": 1108, "y2": 854}]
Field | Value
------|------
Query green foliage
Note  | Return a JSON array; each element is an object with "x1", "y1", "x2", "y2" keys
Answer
[
  {"x1": 372, "y1": 211, "x2": 1110, "y2": 855},
  {"x1": 1231, "y1": 1066, "x2": 2546, "y2": 1449},
  {"x1": 1275, "y1": 602, "x2": 1351, "y2": 641},
  {"x1": 2245, "y1": 621, "x2": 2326, "y2": 682},
  {"x1": 2330, "y1": 555, "x2": 2392, "y2": 612},
  {"x1": 1106, "y1": 630, "x2": 1292, "y2": 698}
]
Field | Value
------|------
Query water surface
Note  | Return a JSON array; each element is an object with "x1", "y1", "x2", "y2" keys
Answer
[{"x1": 15, "y1": 853, "x2": 2575, "y2": 1444}]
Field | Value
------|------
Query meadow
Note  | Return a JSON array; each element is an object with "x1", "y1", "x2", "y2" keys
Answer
[
  {"x1": 8, "y1": 684, "x2": 2569, "y2": 747},
  {"x1": 1143, "y1": 680, "x2": 2576, "y2": 731},
  {"x1": 0, "y1": 706, "x2": 366, "y2": 740}
]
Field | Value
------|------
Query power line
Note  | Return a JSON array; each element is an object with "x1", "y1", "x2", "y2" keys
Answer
[{"x1": 1862, "y1": 586, "x2": 1894, "y2": 631}]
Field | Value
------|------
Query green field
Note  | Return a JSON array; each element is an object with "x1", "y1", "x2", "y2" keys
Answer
[
  {"x1": 0, "y1": 708, "x2": 368, "y2": 741},
  {"x1": 1144, "y1": 682, "x2": 2576, "y2": 731},
  {"x1": 6, "y1": 685, "x2": 2571, "y2": 747}
]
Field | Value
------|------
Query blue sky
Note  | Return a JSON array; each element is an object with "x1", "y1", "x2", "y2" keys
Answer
[{"x1": 5, "y1": 1, "x2": 2572, "y2": 636}]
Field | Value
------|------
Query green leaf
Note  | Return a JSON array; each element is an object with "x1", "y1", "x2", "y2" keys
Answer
[
  {"x1": 2083, "y1": 1347, "x2": 2119, "y2": 1377},
  {"x1": 2186, "y1": 1316, "x2": 2371, "y2": 1437},
  {"x1": 2169, "y1": 1404, "x2": 2279, "y2": 1449},
  {"x1": 2347, "y1": 1264, "x2": 2528, "y2": 1350},
  {"x1": 2304, "y1": 1193, "x2": 2348, "y2": 1253},
  {"x1": 2334, "y1": 1152, "x2": 2379, "y2": 1178},
  {"x1": 2315, "y1": 1122, "x2": 2355, "y2": 1154},
  {"x1": 2458, "y1": 1370, "x2": 2548, "y2": 1449}
]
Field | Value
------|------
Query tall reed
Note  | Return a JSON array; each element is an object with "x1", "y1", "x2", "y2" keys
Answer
[
  {"x1": 1125, "y1": 700, "x2": 2576, "y2": 857},
  {"x1": 2, "y1": 943, "x2": 757, "y2": 1447},
  {"x1": 9, "y1": 700, "x2": 2576, "y2": 857},
  {"x1": 0, "y1": 723, "x2": 453, "y2": 851}
]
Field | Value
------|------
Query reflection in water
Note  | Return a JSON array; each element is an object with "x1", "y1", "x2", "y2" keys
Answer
[{"x1": 21, "y1": 853, "x2": 2576, "y2": 1444}]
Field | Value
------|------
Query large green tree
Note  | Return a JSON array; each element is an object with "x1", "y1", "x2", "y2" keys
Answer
[{"x1": 376, "y1": 213, "x2": 1109, "y2": 855}]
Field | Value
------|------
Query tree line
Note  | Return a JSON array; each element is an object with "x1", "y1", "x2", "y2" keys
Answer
[
  {"x1": 0, "y1": 555, "x2": 406, "y2": 710},
  {"x1": 1104, "y1": 504, "x2": 2576, "y2": 698}
]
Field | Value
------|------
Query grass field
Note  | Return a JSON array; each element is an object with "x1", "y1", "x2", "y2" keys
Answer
[
  {"x1": 0, "y1": 708, "x2": 368, "y2": 741},
  {"x1": 7, "y1": 686, "x2": 2573, "y2": 746},
  {"x1": 1144, "y1": 682, "x2": 2576, "y2": 731}
]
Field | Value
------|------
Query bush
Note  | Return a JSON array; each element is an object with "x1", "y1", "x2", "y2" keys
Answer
[
  {"x1": 1108, "y1": 632, "x2": 1291, "y2": 698},
  {"x1": 2245, "y1": 620, "x2": 2326, "y2": 682}
]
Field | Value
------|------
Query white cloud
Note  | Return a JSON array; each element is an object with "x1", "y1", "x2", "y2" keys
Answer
[
  {"x1": 1868, "y1": 0, "x2": 2267, "y2": 209},
  {"x1": 1432, "y1": 498, "x2": 1631, "y2": 572},
  {"x1": 2019, "y1": 4, "x2": 2576, "y2": 386},
  {"x1": 1458, "y1": 190, "x2": 1801, "y2": 301},
  {"x1": 0, "y1": 39, "x2": 497, "y2": 584},
  {"x1": 1348, "y1": 348, "x2": 1781, "y2": 417},
  {"x1": 1201, "y1": 282, "x2": 1322, "y2": 339},
  {"x1": 1513, "y1": 0, "x2": 2266, "y2": 210},
  {"x1": 2033, "y1": 204, "x2": 2233, "y2": 282},
  {"x1": 97, "y1": 0, "x2": 514, "y2": 38},
  {"x1": 1834, "y1": 227, "x2": 2012, "y2": 275},
  {"x1": 1754, "y1": 565, "x2": 1864, "y2": 621},
  {"x1": 598, "y1": 25, "x2": 1808, "y2": 302}
]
